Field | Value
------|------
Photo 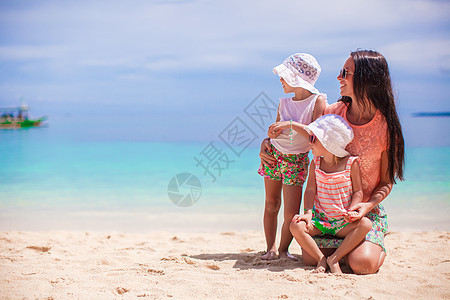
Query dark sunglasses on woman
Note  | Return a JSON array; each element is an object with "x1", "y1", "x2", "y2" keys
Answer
[{"x1": 340, "y1": 68, "x2": 353, "y2": 79}]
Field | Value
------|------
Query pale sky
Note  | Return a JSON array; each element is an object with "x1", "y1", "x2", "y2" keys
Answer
[{"x1": 0, "y1": 0, "x2": 449, "y2": 144}]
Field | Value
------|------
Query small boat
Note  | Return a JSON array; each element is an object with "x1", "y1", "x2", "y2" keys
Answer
[{"x1": 0, "y1": 103, "x2": 47, "y2": 129}]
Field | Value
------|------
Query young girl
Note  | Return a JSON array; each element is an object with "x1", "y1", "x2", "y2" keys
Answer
[
  {"x1": 258, "y1": 53, "x2": 327, "y2": 260},
  {"x1": 290, "y1": 114, "x2": 372, "y2": 273}
]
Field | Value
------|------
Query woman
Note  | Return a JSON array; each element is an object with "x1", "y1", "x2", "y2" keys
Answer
[{"x1": 259, "y1": 49, "x2": 405, "y2": 274}]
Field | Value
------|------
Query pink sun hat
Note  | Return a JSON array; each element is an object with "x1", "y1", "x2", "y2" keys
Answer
[{"x1": 273, "y1": 53, "x2": 321, "y2": 94}]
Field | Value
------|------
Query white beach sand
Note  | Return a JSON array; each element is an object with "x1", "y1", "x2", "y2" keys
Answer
[{"x1": 1, "y1": 230, "x2": 449, "y2": 299}]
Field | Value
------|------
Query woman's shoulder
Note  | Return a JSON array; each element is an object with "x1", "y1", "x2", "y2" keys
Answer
[
  {"x1": 363, "y1": 110, "x2": 388, "y2": 137},
  {"x1": 324, "y1": 101, "x2": 346, "y2": 116},
  {"x1": 374, "y1": 109, "x2": 388, "y2": 126}
]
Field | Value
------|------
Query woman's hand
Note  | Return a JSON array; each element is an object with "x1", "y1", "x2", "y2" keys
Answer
[
  {"x1": 259, "y1": 138, "x2": 277, "y2": 167},
  {"x1": 292, "y1": 212, "x2": 313, "y2": 230},
  {"x1": 344, "y1": 202, "x2": 373, "y2": 223}
]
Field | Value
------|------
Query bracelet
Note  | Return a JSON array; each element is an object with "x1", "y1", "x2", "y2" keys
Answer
[{"x1": 289, "y1": 120, "x2": 293, "y2": 144}]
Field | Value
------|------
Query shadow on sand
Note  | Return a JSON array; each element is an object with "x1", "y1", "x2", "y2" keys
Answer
[
  {"x1": 189, "y1": 251, "x2": 353, "y2": 273},
  {"x1": 189, "y1": 251, "x2": 312, "y2": 272}
]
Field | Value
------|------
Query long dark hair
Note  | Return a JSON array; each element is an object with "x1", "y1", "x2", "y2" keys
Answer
[{"x1": 340, "y1": 49, "x2": 405, "y2": 183}]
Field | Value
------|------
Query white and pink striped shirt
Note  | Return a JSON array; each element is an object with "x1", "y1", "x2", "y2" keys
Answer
[{"x1": 313, "y1": 155, "x2": 360, "y2": 220}]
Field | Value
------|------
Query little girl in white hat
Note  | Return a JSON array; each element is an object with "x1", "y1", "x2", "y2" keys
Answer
[
  {"x1": 258, "y1": 53, "x2": 327, "y2": 260},
  {"x1": 290, "y1": 114, "x2": 372, "y2": 273}
]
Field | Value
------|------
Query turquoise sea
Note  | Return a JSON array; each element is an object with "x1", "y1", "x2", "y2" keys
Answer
[{"x1": 1, "y1": 109, "x2": 449, "y2": 232}]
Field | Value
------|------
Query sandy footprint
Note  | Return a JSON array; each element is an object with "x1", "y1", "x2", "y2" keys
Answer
[
  {"x1": 98, "y1": 259, "x2": 111, "y2": 265},
  {"x1": 206, "y1": 263, "x2": 220, "y2": 270},
  {"x1": 160, "y1": 256, "x2": 178, "y2": 262},
  {"x1": 221, "y1": 232, "x2": 235, "y2": 236},
  {"x1": 240, "y1": 248, "x2": 255, "y2": 253},
  {"x1": 160, "y1": 255, "x2": 197, "y2": 266},
  {"x1": 147, "y1": 268, "x2": 165, "y2": 275},
  {"x1": 26, "y1": 246, "x2": 51, "y2": 252},
  {"x1": 171, "y1": 236, "x2": 185, "y2": 243},
  {"x1": 183, "y1": 257, "x2": 196, "y2": 265},
  {"x1": 115, "y1": 287, "x2": 129, "y2": 295},
  {"x1": 280, "y1": 273, "x2": 301, "y2": 282}
]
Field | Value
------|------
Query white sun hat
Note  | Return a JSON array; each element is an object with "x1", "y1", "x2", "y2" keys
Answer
[
  {"x1": 273, "y1": 53, "x2": 321, "y2": 94},
  {"x1": 304, "y1": 114, "x2": 354, "y2": 157}
]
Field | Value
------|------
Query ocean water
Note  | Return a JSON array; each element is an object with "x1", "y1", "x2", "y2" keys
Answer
[{"x1": 0, "y1": 112, "x2": 449, "y2": 232}]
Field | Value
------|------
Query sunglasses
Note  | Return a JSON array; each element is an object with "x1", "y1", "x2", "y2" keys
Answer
[
  {"x1": 339, "y1": 68, "x2": 353, "y2": 79},
  {"x1": 309, "y1": 134, "x2": 316, "y2": 143}
]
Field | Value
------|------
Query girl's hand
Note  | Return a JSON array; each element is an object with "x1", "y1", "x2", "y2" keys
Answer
[
  {"x1": 267, "y1": 127, "x2": 279, "y2": 139},
  {"x1": 292, "y1": 212, "x2": 313, "y2": 230},
  {"x1": 268, "y1": 121, "x2": 290, "y2": 137},
  {"x1": 344, "y1": 211, "x2": 360, "y2": 223},
  {"x1": 259, "y1": 138, "x2": 277, "y2": 167},
  {"x1": 344, "y1": 202, "x2": 373, "y2": 222}
]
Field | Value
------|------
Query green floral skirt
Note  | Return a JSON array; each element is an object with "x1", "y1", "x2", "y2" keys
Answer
[{"x1": 313, "y1": 204, "x2": 388, "y2": 252}]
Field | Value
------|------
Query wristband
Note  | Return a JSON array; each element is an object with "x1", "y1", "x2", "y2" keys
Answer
[{"x1": 289, "y1": 120, "x2": 293, "y2": 144}]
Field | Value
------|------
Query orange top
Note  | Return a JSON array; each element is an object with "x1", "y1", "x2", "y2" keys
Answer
[{"x1": 325, "y1": 102, "x2": 388, "y2": 203}]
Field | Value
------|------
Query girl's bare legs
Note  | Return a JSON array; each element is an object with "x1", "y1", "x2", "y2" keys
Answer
[
  {"x1": 278, "y1": 184, "x2": 303, "y2": 260},
  {"x1": 290, "y1": 221, "x2": 326, "y2": 272},
  {"x1": 261, "y1": 178, "x2": 282, "y2": 260},
  {"x1": 302, "y1": 248, "x2": 336, "y2": 266},
  {"x1": 326, "y1": 217, "x2": 372, "y2": 273}
]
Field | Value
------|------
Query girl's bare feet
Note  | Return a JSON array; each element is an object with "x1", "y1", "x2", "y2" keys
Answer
[
  {"x1": 312, "y1": 256, "x2": 327, "y2": 273},
  {"x1": 279, "y1": 251, "x2": 298, "y2": 261},
  {"x1": 327, "y1": 256, "x2": 343, "y2": 274},
  {"x1": 260, "y1": 250, "x2": 278, "y2": 260}
]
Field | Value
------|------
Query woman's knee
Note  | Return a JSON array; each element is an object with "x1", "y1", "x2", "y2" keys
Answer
[
  {"x1": 349, "y1": 258, "x2": 379, "y2": 275},
  {"x1": 347, "y1": 243, "x2": 384, "y2": 275}
]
